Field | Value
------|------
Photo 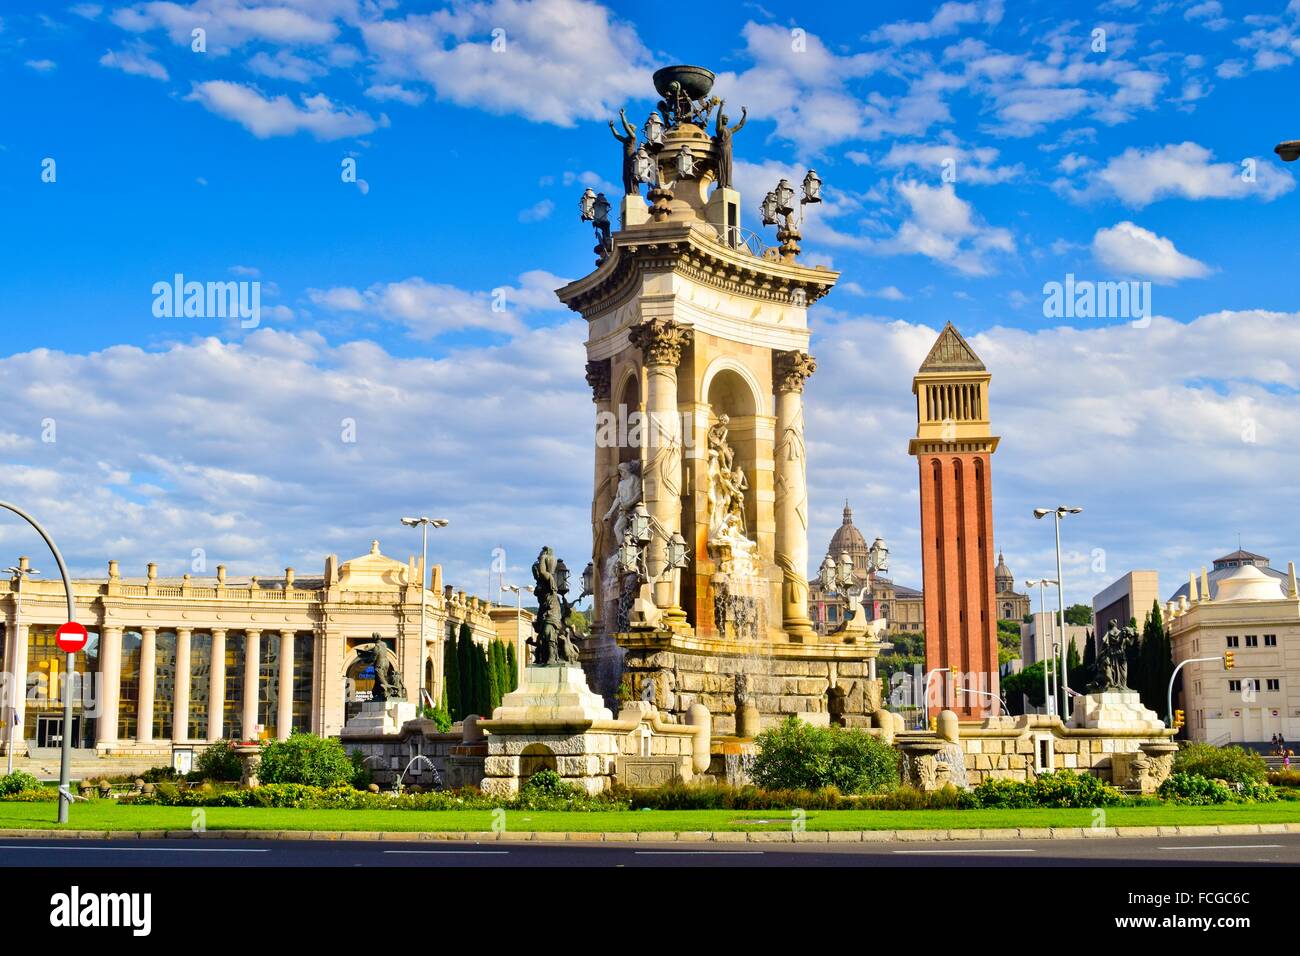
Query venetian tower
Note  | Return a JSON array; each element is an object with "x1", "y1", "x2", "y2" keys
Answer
[
  {"x1": 908, "y1": 323, "x2": 1001, "y2": 717},
  {"x1": 557, "y1": 66, "x2": 879, "y2": 734}
]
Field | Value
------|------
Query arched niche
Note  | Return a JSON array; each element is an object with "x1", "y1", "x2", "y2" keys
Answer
[{"x1": 705, "y1": 363, "x2": 763, "y2": 538}]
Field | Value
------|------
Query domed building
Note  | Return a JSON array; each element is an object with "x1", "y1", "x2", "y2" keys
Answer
[
  {"x1": 1167, "y1": 551, "x2": 1300, "y2": 745},
  {"x1": 994, "y1": 551, "x2": 1031, "y2": 623},
  {"x1": 808, "y1": 503, "x2": 923, "y2": 635}
]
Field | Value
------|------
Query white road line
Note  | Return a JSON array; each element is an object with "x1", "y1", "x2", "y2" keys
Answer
[
  {"x1": 383, "y1": 850, "x2": 510, "y2": 855},
  {"x1": 0, "y1": 844, "x2": 268, "y2": 853},
  {"x1": 1158, "y1": 844, "x2": 1282, "y2": 851},
  {"x1": 635, "y1": 850, "x2": 764, "y2": 855},
  {"x1": 893, "y1": 848, "x2": 1037, "y2": 855}
]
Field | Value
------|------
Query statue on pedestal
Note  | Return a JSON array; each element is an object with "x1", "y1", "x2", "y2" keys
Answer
[
  {"x1": 712, "y1": 104, "x2": 747, "y2": 191},
  {"x1": 530, "y1": 546, "x2": 583, "y2": 666},
  {"x1": 609, "y1": 108, "x2": 639, "y2": 195},
  {"x1": 1096, "y1": 619, "x2": 1138, "y2": 691},
  {"x1": 355, "y1": 636, "x2": 406, "y2": 702}
]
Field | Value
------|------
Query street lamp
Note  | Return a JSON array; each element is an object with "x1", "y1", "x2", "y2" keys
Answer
[
  {"x1": 400, "y1": 517, "x2": 449, "y2": 701},
  {"x1": 1034, "y1": 506, "x2": 1082, "y2": 721},
  {"x1": 4, "y1": 562, "x2": 38, "y2": 776},
  {"x1": 1026, "y1": 577, "x2": 1058, "y2": 716},
  {"x1": 501, "y1": 583, "x2": 534, "y2": 678},
  {"x1": 923, "y1": 666, "x2": 954, "y2": 726}
]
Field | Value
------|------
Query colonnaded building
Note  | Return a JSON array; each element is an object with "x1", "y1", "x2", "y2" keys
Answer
[{"x1": 0, "y1": 543, "x2": 526, "y2": 771}]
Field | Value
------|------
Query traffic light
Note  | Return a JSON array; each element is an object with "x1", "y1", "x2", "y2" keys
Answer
[
  {"x1": 1173, "y1": 709, "x2": 1185, "y2": 730},
  {"x1": 1224, "y1": 650, "x2": 1235, "y2": 670}
]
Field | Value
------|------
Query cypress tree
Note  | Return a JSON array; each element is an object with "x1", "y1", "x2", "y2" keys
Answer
[
  {"x1": 505, "y1": 642, "x2": 518, "y2": 691},
  {"x1": 476, "y1": 645, "x2": 492, "y2": 716},
  {"x1": 1082, "y1": 628, "x2": 1097, "y2": 691},
  {"x1": 456, "y1": 622, "x2": 474, "y2": 717},
  {"x1": 444, "y1": 631, "x2": 461, "y2": 720},
  {"x1": 487, "y1": 643, "x2": 502, "y2": 713}
]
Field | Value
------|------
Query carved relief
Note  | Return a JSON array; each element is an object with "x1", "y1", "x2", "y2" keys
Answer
[
  {"x1": 773, "y1": 350, "x2": 816, "y2": 393},
  {"x1": 585, "y1": 358, "x2": 612, "y2": 402},
  {"x1": 628, "y1": 318, "x2": 692, "y2": 367}
]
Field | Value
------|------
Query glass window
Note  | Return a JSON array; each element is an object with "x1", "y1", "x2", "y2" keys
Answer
[
  {"x1": 118, "y1": 630, "x2": 142, "y2": 740},
  {"x1": 1267, "y1": 679, "x2": 1280, "y2": 692},
  {"x1": 1245, "y1": 635, "x2": 1258, "y2": 647},
  {"x1": 292, "y1": 632, "x2": 312, "y2": 734},
  {"x1": 258, "y1": 635, "x2": 279, "y2": 739},
  {"x1": 223, "y1": 633, "x2": 245, "y2": 740},
  {"x1": 152, "y1": 630, "x2": 176, "y2": 740},
  {"x1": 187, "y1": 632, "x2": 212, "y2": 741},
  {"x1": 1226, "y1": 635, "x2": 1239, "y2": 647},
  {"x1": 1265, "y1": 634, "x2": 1278, "y2": 647}
]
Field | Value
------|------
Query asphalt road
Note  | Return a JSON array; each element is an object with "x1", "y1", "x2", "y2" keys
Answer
[{"x1": 1, "y1": 833, "x2": 1297, "y2": 866}]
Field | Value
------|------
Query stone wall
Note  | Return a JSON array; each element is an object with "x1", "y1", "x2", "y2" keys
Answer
[
  {"x1": 609, "y1": 644, "x2": 880, "y2": 736},
  {"x1": 341, "y1": 718, "x2": 485, "y2": 790}
]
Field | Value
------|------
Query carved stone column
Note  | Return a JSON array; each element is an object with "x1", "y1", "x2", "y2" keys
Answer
[
  {"x1": 276, "y1": 629, "x2": 294, "y2": 740},
  {"x1": 97, "y1": 626, "x2": 122, "y2": 746},
  {"x1": 773, "y1": 350, "x2": 817, "y2": 641},
  {"x1": 207, "y1": 628, "x2": 226, "y2": 741},
  {"x1": 242, "y1": 628, "x2": 261, "y2": 740},
  {"x1": 137, "y1": 626, "x2": 157, "y2": 743},
  {"x1": 586, "y1": 358, "x2": 613, "y2": 633},
  {"x1": 172, "y1": 627, "x2": 191, "y2": 742},
  {"x1": 628, "y1": 318, "x2": 692, "y2": 620}
]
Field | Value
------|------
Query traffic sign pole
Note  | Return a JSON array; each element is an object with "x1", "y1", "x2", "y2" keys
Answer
[{"x1": 0, "y1": 501, "x2": 78, "y2": 823}]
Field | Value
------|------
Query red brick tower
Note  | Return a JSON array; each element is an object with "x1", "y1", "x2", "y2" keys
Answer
[{"x1": 908, "y1": 323, "x2": 1000, "y2": 718}]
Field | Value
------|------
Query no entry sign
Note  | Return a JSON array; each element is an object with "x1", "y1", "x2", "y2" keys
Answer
[{"x1": 55, "y1": 621, "x2": 88, "y2": 654}]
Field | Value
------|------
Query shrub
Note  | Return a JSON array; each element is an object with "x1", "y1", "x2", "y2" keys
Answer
[
  {"x1": 1268, "y1": 769, "x2": 1300, "y2": 788},
  {"x1": 1234, "y1": 779, "x2": 1278, "y2": 803},
  {"x1": 1173, "y1": 743, "x2": 1267, "y2": 785},
  {"x1": 141, "y1": 765, "x2": 179, "y2": 783},
  {"x1": 618, "y1": 781, "x2": 856, "y2": 811},
  {"x1": 1159, "y1": 772, "x2": 1233, "y2": 805},
  {"x1": 194, "y1": 740, "x2": 243, "y2": 782},
  {"x1": 960, "y1": 771, "x2": 1124, "y2": 809},
  {"x1": 750, "y1": 717, "x2": 899, "y2": 795},
  {"x1": 0, "y1": 771, "x2": 43, "y2": 796},
  {"x1": 257, "y1": 733, "x2": 357, "y2": 788},
  {"x1": 421, "y1": 705, "x2": 453, "y2": 733}
]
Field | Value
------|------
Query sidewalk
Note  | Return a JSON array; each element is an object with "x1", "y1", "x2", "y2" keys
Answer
[{"x1": 3, "y1": 822, "x2": 1298, "y2": 843}]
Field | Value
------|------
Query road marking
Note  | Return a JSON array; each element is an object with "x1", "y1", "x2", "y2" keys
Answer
[
  {"x1": 0, "y1": 844, "x2": 268, "y2": 853},
  {"x1": 383, "y1": 850, "x2": 510, "y2": 855},
  {"x1": 635, "y1": 851, "x2": 764, "y2": 855},
  {"x1": 893, "y1": 848, "x2": 1036, "y2": 855},
  {"x1": 1158, "y1": 844, "x2": 1282, "y2": 851}
]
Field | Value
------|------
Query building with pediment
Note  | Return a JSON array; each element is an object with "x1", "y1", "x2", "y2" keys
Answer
[{"x1": 0, "y1": 543, "x2": 520, "y2": 773}]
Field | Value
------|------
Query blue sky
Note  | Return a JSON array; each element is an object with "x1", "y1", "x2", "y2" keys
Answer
[{"x1": 1, "y1": 0, "x2": 1298, "y2": 616}]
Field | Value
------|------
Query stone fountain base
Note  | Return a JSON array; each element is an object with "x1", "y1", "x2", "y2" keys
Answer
[{"x1": 341, "y1": 699, "x2": 419, "y2": 737}]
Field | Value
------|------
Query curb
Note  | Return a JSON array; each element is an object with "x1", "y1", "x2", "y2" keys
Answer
[{"x1": 0, "y1": 822, "x2": 1297, "y2": 844}]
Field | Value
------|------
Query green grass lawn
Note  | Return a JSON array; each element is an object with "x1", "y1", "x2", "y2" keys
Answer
[{"x1": 1, "y1": 801, "x2": 1298, "y2": 833}]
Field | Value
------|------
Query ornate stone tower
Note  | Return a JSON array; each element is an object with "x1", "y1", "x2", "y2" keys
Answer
[
  {"x1": 908, "y1": 323, "x2": 1001, "y2": 717},
  {"x1": 557, "y1": 66, "x2": 880, "y2": 734}
]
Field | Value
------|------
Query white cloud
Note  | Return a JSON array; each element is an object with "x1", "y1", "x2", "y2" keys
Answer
[
  {"x1": 518, "y1": 199, "x2": 554, "y2": 223},
  {"x1": 25, "y1": 59, "x2": 57, "y2": 72},
  {"x1": 99, "y1": 41, "x2": 168, "y2": 81},
  {"x1": 364, "y1": 83, "x2": 426, "y2": 106},
  {"x1": 874, "y1": 0, "x2": 1005, "y2": 46},
  {"x1": 1057, "y1": 141, "x2": 1295, "y2": 206},
  {"x1": 306, "y1": 270, "x2": 568, "y2": 339},
  {"x1": 111, "y1": 0, "x2": 343, "y2": 51},
  {"x1": 886, "y1": 181, "x2": 1015, "y2": 276},
  {"x1": 873, "y1": 140, "x2": 1023, "y2": 185},
  {"x1": 360, "y1": 0, "x2": 652, "y2": 127},
  {"x1": 185, "y1": 81, "x2": 386, "y2": 140},
  {"x1": 246, "y1": 49, "x2": 326, "y2": 83},
  {"x1": 1091, "y1": 221, "x2": 1211, "y2": 282}
]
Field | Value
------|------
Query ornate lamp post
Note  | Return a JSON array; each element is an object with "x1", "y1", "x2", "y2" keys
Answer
[
  {"x1": 1276, "y1": 140, "x2": 1300, "y2": 162},
  {"x1": 758, "y1": 170, "x2": 825, "y2": 261}
]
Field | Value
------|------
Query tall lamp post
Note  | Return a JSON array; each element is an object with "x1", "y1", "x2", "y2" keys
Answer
[
  {"x1": 500, "y1": 583, "x2": 534, "y2": 682},
  {"x1": 400, "y1": 516, "x2": 448, "y2": 702},
  {"x1": 1034, "y1": 506, "x2": 1082, "y2": 722},
  {"x1": 1025, "y1": 577, "x2": 1057, "y2": 715},
  {"x1": 4, "y1": 562, "x2": 39, "y2": 776}
]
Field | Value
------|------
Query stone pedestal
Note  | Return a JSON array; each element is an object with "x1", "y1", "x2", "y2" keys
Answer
[
  {"x1": 478, "y1": 665, "x2": 619, "y2": 796},
  {"x1": 341, "y1": 700, "x2": 419, "y2": 738},
  {"x1": 1071, "y1": 690, "x2": 1165, "y2": 732}
]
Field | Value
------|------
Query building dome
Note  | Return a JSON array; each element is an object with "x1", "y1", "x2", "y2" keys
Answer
[
  {"x1": 1213, "y1": 563, "x2": 1286, "y2": 603},
  {"x1": 828, "y1": 502, "x2": 868, "y2": 556},
  {"x1": 995, "y1": 551, "x2": 1013, "y2": 592}
]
